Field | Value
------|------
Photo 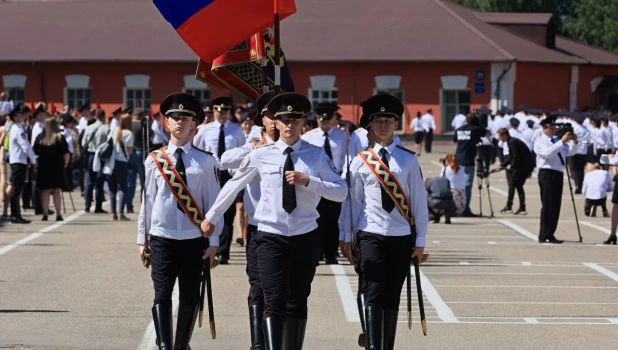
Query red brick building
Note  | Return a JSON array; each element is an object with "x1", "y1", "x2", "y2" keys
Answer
[{"x1": 1, "y1": 0, "x2": 618, "y2": 135}]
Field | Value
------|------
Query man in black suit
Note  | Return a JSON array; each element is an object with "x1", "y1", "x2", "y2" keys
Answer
[{"x1": 494, "y1": 128, "x2": 534, "y2": 215}]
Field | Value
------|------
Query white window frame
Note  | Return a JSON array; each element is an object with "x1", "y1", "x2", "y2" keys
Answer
[
  {"x1": 123, "y1": 75, "x2": 151, "y2": 112},
  {"x1": 308, "y1": 88, "x2": 338, "y2": 106},
  {"x1": 3, "y1": 74, "x2": 27, "y2": 105},
  {"x1": 183, "y1": 75, "x2": 210, "y2": 101},
  {"x1": 440, "y1": 89, "x2": 471, "y2": 133}
]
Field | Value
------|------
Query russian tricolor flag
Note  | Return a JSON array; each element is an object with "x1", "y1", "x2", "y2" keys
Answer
[{"x1": 154, "y1": 0, "x2": 297, "y2": 63}]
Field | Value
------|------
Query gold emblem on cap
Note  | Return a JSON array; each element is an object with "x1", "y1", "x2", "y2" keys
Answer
[
  {"x1": 179, "y1": 104, "x2": 184, "y2": 110},
  {"x1": 380, "y1": 107, "x2": 385, "y2": 112},
  {"x1": 287, "y1": 105, "x2": 293, "y2": 112}
]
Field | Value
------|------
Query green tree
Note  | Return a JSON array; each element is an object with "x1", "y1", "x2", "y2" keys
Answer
[{"x1": 563, "y1": 0, "x2": 618, "y2": 53}]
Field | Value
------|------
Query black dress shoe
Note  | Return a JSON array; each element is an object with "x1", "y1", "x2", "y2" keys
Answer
[
  {"x1": 42, "y1": 215, "x2": 48, "y2": 221},
  {"x1": 48, "y1": 209, "x2": 55, "y2": 215},
  {"x1": 218, "y1": 256, "x2": 229, "y2": 265},
  {"x1": 546, "y1": 238, "x2": 564, "y2": 244},
  {"x1": 603, "y1": 235, "x2": 617, "y2": 245},
  {"x1": 325, "y1": 258, "x2": 339, "y2": 265},
  {"x1": 11, "y1": 217, "x2": 31, "y2": 224},
  {"x1": 94, "y1": 209, "x2": 108, "y2": 214},
  {"x1": 85, "y1": 208, "x2": 90, "y2": 213}
]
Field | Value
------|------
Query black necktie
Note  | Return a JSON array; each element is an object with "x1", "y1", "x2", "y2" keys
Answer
[
  {"x1": 323, "y1": 132, "x2": 333, "y2": 159},
  {"x1": 379, "y1": 148, "x2": 395, "y2": 213},
  {"x1": 282, "y1": 147, "x2": 297, "y2": 214},
  {"x1": 175, "y1": 148, "x2": 187, "y2": 213},
  {"x1": 217, "y1": 124, "x2": 225, "y2": 159},
  {"x1": 551, "y1": 138, "x2": 565, "y2": 166}
]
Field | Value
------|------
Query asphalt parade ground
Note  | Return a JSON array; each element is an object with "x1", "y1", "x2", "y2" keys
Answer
[{"x1": 1, "y1": 142, "x2": 617, "y2": 349}]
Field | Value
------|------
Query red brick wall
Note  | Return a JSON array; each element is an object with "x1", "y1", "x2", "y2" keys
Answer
[
  {"x1": 577, "y1": 65, "x2": 618, "y2": 110},
  {"x1": 514, "y1": 63, "x2": 571, "y2": 110}
]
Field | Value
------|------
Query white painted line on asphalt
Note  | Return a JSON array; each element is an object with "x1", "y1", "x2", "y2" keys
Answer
[
  {"x1": 432, "y1": 240, "x2": 440, "y2": 244},
  {"x1": 447, "y1": 302, "x2": 618, "y2": 305},
  {"x1": 433, "y1": 285, "x2": 618, "y2": 289},
  {"x1": 411, "y1": 266, "x2": 459, "y2": 323},
  {"x1": 496, "y1": 219, "x2": 538, "y2": 241},
  {"x1": 330, "y1": 265, "x2": 360, "y2": 322},
  {"x1": 581, "y1": 221, "x2": 611, "y2": 235},
  {"x1": 137, "y1": 281, "x2": 179, "y2": 350},
  {"x1": 0, "y1": 210, "x2": 85, "y2": 256},
  {"x1": 608, "y1": 318, "x2": 618, "y2": 324},
  {"x1": 524, "y1": 318, "x2": 540, "y2": 324},
  {"x1": 488, "y1": 241, "x2": 496, "y2": 245},
  {"x1": 426, "y1": 262, "x2": 591, "y2": 267},
  {"x1": 584, "y1": 263, "x2": 618, "y2": 284},
  {"x1": 459, "y1": 261, "x2": 470, "y2": 265},
  {"x1": 522, "y1": 261, "x2": 532, "y2": 266},
  {"x1": 425, "y1": 272, "x2": 598, "y2": 276}
]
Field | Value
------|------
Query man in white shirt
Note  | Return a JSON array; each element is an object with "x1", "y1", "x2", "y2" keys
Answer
[
  {"x1": 0, "y1": 92, "x2": 13, "y2": 117},
  {"x1": 302, "y1": 102, "x2": 346, "y2": 264},
  {"x1": 193, "y1": 96, "x2": 245, "y2": 264},
  {"x1": 76, "y1": 103, "x2": 91, "y2": 134},
  {"x1": 421, "y1": 109, "x2": 436, "y2": 153},
  {"x1": 567, "y1": 112, "x2": 590, "y2": 194},
  {"x1": 451, "y1": 109, "x2": 466, "y2": 131},
  {"x1": 202, "y1": 92, "x2": 347, "y2": 348},
  {"x1": 8, "y1": 104, "x2": 37, "y2": 223},
  {"x1": 534, "y1": 116, "x2": 578, "y2": 244},
  {"x1": 150, "y1": 112, "x2": 168, "y2": 150}
]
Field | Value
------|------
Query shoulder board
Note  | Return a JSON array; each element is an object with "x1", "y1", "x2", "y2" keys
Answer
[
  {"x1": 301, "y1": 140, "x2": 321, "y2": 149},
  {"x1": 192, "y1": 145, "x2": 213, "y2": 155},
  {"x1": 255, "y1": 142, "x2": 275, "y2": 149},
  {"x1": 396, "y1": 145, "x2": 416, "y2": 155}
]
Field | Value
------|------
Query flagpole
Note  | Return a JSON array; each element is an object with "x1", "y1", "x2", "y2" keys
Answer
[{"x1": 274, "y1": 0, "x2": 281, "y2": 94}]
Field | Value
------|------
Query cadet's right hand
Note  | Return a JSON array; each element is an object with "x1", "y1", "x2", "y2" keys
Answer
[
  {"x1": 200, "y1": 219, "x2": 215, "y2": 238},
  {"x1": 138, "y1": 244, "x2": 150, "y2": 262}
]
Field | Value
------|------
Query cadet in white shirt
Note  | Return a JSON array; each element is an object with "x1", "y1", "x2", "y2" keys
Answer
[
  {"x1": 8, "y1": 104, "x2": 37, "y2": 223},
  {"x1": 193, "y1": 96, "x2": 245, "y2": 264},
  {"x1": 534, "y1": 116, "x2": 578, "y2": 244},
  {"x1": 137, "y1": 92, "x2": 222, "y2": 350},
  {"x1": 150, "y1": 112, "x2": 169, "y2": 151},
  {"x1": 202, "y1": 92, "x2": 347, "y2": 349},
  {"x1": 302, "y1": 102, "x2": 347, "y2": 264},
  {"x1": 340, "y1": 94, "x2": 428, "y2": 350},
  {"x1": 451, "y1": 111, "x2": 466, "y2": 131},
  {"x1": 420, "y1": 109, "x2": 436, "y2": 153},
  {"x1": 219, "y1": 91, "x2": 277, "y2": 350},
  {"x1": 77, "y1": 103, "x2": 91, "y2": 134},
  {"x1": 110, "y1": 107, "x2": 126, "y2": 134},
  {"x1": 410, "y1": 111, "x2": 424, "y2": 155},
  {"x1": 30, "y1": 105, "x2": 46, "y2": 145},
  {"x1": 568, "y1": 112, "x2": 592, "y2": 193}
]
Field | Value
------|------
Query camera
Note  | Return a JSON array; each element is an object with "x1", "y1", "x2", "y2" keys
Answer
[{"x1": 554, "y1": 123, "x2": 573, "y2": 139}]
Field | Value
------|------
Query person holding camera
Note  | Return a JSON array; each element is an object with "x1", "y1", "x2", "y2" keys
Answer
[
  {"x1": 494, "y1": 128, "x2": 534, "y2": 215},
  {"x1": 453, "y1": 113, "x2": 491, "y2": 217},
  {"x1": 534, "y1": 116, "x2": 578, "y2": 244}
]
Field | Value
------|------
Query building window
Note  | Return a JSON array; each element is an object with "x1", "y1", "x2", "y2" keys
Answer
[
  {"x1": 4, "y1": 87, "x2": 24, "y2": 105},
  {"x1": 309, "y1": 88, "x2": 338, "y2": 106},
  {"x1": 184, "y1": 88, "x2": 210, "y2": 101},
  {"x1": 442, "y1": 90, "x2": 471, "y2": 132},
  {"x1": 124, "y1": 88, "x2": 151, "y2": 112},
  {"x1": 66, "y1": 88, "x2": 91, "y2": 109}
]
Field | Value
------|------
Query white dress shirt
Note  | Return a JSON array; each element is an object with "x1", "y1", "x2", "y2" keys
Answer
[
  {"x1": 205, "y1": 138, "x2": 347, "y2": 236},
  {"x1": 420, "y1": 113, "x2": 436, "y2": 132},
  {"x1": 151, "y1": 119, "x2": 169, "y2": 144},
  {"x1": 534, "y1": 134, "x2": 577, "y2": 171},
  {"x1": 220, "y1": 132, "x2": 275, "y2": 226},
  {"x1": 582, "y1": 169, "x2": 613, "y2": 200},
  {"x1": 340, "y1": 142, "x2": 428, "y2": 247},
  {"x1": 30, "y1": 121, "x2": 44, "y2": 145},
  {"x1": 78, "y1": 116, "x2": 88, "y2": 134},
  {"x1": 451, "y1": 114, "x2": 466, "y2": 130},
  {"x1": 63, "y1": 127, "x2": 75, "y2": 154},
  {"x1": 410, "y1": 118, "x2": 423, "y2": 132},
  {"x1": 509, "y1": 128, "x2": 532, "y2": 150},
  {"x1": 137, "y1": 141, "x2": 223, "y2": 246},
  {"x1": 302, "y1": 125, "x2": 347, "y2": 173},
  {"x1": 193, "y1": 120, "x2": 245, "y2": 170},
  {"x1": 573, "y1": 124, "x2": 592, "y2": 155},
  {"x1": 9, "y1": 124, "x2": 36, "y2": 165},
  {"x1": 109, "y1": 118, "x2": 119, "y2": 135}
]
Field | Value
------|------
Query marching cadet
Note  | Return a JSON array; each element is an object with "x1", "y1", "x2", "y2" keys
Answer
[
  {"x1": 201, "y1": 92, "x2": 347, "y2": 350},
  {"x1": 8, "y1": 104, "x2": 37, "y2": 223},
  {"x1": 302, "y1": 102, "x2": 347, "y2": 264},
  {"x1": 341, "y1": 94, "x2": 428, "y2": 350},
  {"x1": 219, "y1": 91, "x2": 277, "y2": 350},
  {"x1": 199, "y1": 100, "x2": 214, "y2": 128},
  {"x1": 193, "y1": 96, "x2": 245, "y2": 264},
  {"x1": 77, "y1": 103, "x2": 91, "y2": 134},
  {"x1": 137, "y1": 93, "x2": 222, "y2": 350}
]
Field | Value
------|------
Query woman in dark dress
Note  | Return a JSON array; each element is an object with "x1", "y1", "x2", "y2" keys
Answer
[{"x1": 33, "y1": 117, "x2": 70, "y2": 221}]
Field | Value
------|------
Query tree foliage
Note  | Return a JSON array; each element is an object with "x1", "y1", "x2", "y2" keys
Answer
[{"x1": 452, "y1": 0, "x2": 618, "y2": 53}]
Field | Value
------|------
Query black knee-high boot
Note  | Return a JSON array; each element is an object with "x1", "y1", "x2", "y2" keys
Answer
[
  {"x1": 357, "y1": 293, "x2": 368, "y2": 348},
  {"x1": 382, "y1": 310, "x2": 399, "y2": 350},
  {"x1": 249, "y1": 304, "x2": 265, "y2": 350},
  {"x1": 365, "y1": 305, "x2": 383, "y2": 350},
  {"x1": 152, "y1": 304, "x2": 173, "y2": 350},
  {"x1": 263, "y1": 315, "x2": 285, "y2": 350},
  {"x1": 174, "y1": 304, "x2": 198, "y2": 350},
  {"x1": 283, "y1": 317, "x2": 307, "y2": 350}
]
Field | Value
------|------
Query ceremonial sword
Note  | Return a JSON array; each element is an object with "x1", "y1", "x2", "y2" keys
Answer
[
  {"x1": 141, "y1": 119, "x2": 151, "y2": 268},
  {"x1": 199, "y1": 237, "x2": 217, "y2": 339}
]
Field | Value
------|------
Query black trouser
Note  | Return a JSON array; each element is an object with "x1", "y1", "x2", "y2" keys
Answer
[
  {"x1": 585, "y1": 198, "x2": 608, "y2": 216},
  {"x1": 317, "y1": 198, "x2": 342, "y2": 261},
  {"x1": 246, "y1": 224, "x2": 263, "y2": 307},
  {"x1": 424, "y1": 129, "x2": 433, "y2": 153},
  {"x1": 218, "y1": 170, "x2": 236, "y2": 260},
  {"x1": 359, "y1": 231, "x2": 412, "y2": 310},
  {"x1": 150, "y1": 235, "x2": 204, "y2": 306},
  {"x1": 506, "y1": 170, "x2": 529, "y2": 210},
  {"x1": 538, "y1": 169, "x2": 564, "y2": 241},
  {"x1": 9, "y1": 163, "x2": 27, "y2": 219},
  {"x1": 491, "y1": 139, "x2": 498, "y2": 165},
  {"x1": 256, "y1": 229, "x2": 320, "y2": 319},
  {"x1": 22, "y1": 167, "x2": 33, "y2": 210},
  {"x1": 568, "y1": 154, "x2": 586, "y2": 191}
]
